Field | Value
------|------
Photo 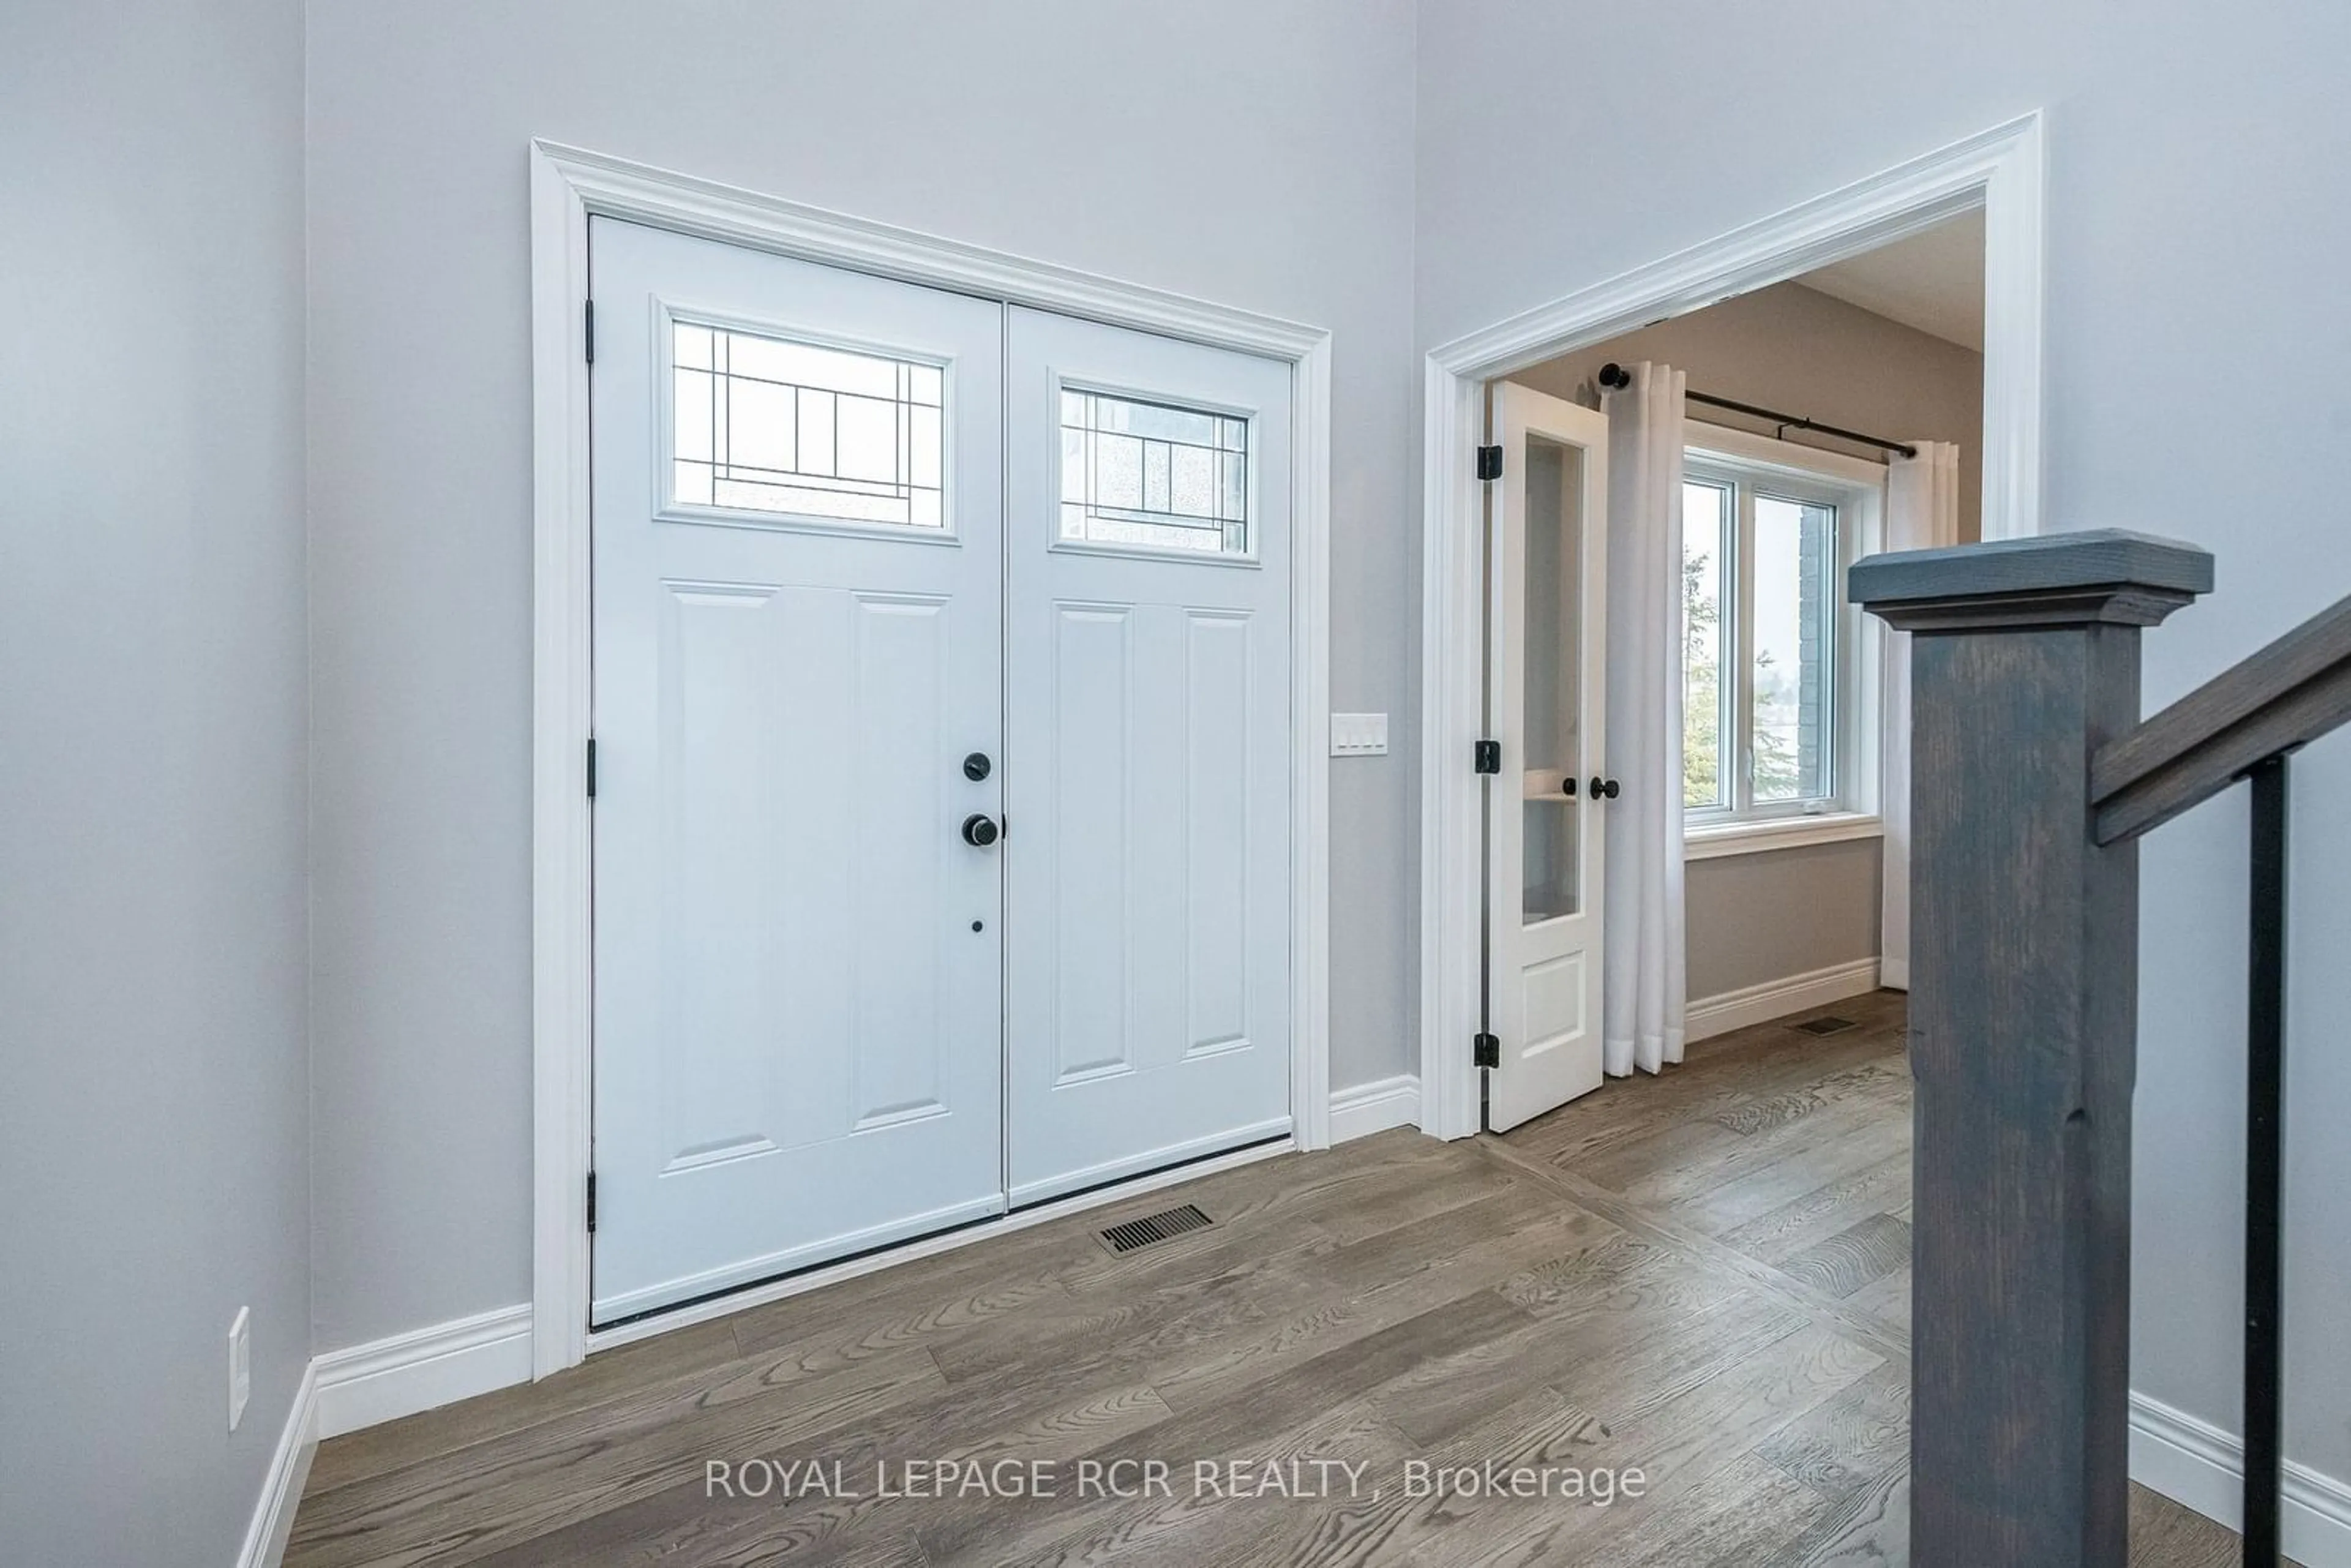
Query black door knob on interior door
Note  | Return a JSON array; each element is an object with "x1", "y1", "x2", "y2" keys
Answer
[
  {"x1": 961, "y1": 813, "x2": 1001, "y2": 847},
  {"x1": 1589, "y1": 776, "x2": 1621, "y2": 800}
]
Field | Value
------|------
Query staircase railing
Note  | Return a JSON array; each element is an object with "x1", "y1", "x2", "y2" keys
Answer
[{"x1": 1850, "y1": 530, "x2": 2351, "y2": 1567}]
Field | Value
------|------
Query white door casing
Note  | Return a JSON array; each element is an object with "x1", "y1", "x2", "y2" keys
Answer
[
  {"x1": 588, "y1": 219, "x2": 1007, "y2": 1323},
  {"x1": 1485, "y1": 384, "x2": 1609, "y2": 1132},
  {"x1": 1004, "y1": 307, "x2": 1295, "y2": 1205}
]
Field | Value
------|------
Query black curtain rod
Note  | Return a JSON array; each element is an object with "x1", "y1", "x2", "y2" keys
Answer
[{"x1": 1595, "y1": 362, "x2": 1917, "y2": 460}]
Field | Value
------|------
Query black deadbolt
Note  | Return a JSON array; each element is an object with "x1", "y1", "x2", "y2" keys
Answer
[
  {"x1": 1588, "y1": 776, "x2": 1621, "y2": 800},
  {"x1": 961, "y1": 813, "x2": 1000, "y2": 847},
  {"x1": 962, "y1": 752, "x2": 992, "y2": 781}
]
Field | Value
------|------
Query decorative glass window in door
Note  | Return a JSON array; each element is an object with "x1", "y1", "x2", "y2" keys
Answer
[
  {"x1": 672, "y1": 320, "x2": 945, "y2": 528},
  {"x1": 1059, "y1": 388, "x2": 1249, "y2": 556}
]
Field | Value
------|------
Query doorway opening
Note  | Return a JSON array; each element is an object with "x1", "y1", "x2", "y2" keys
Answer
[{"x1": 1425, "y1": 114, "x2": 2039, "y2": 1138}]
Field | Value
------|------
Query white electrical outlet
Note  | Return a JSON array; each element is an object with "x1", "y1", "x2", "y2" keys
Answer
[
  {"x1": 228, "y1": 1307, "x2": 251, "y2": 1431},
  {"x1": 1330, "y1": 713, "x2": 1389, "y2": 757}
]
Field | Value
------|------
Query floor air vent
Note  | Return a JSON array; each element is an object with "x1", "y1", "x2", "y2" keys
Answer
[
  {"x1": 1790, "y1": 1015, "x2": 1858, "y2": 1036},
  {"x1": 1099, "y1": 1204, "x2": 1214, "y2": 1255}
]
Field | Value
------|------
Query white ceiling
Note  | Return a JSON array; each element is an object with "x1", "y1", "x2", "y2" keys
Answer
[{"x1": 1798, "y1": 209, "x2": 1985, "y2": 351}]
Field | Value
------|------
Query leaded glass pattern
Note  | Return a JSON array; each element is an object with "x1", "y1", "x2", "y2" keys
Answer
[
  {"x1": 1059, "y1": 389, "x2": 1248, "y2": 555},
  {"x1": 673, "y1": 321, "x2": 944, "y2": 528}
]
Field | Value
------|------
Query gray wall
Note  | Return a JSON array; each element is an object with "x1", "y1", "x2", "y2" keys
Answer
[
  {"x1": 0, "y1": 1, "x2": 312, "y2": 1562},
  {"x1": 1420, "y1": 0, "x2": 2351, "y2": 1490},
  {"x1": 1685, "y1": 842, "x2": 1883, "y2": 1001},
  {"x1": 1514, "y1": 280, "x2": 1984, "y2": 1003},
  {"x1": 303, "y1": 0, "x2": 1421, "y2": 1350},
  {"x1": 1514, "y1": 279, "x2": 1986, "y2": 541}
]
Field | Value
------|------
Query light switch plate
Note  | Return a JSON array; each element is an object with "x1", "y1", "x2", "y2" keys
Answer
[{"x1": 1330, "y1": 713, "x2": 1389, "y2": 757}]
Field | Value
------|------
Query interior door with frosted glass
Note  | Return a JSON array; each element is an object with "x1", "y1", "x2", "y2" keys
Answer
[
  {"x1": 1003, "y1": 306, "x2": 1293, "y2": 1206},
  {"x1": 1485, "y1": 383, "x2": 1609, "y2": 1131},
  {"x1": 588, "y1": 219, "x2": 1007, "y2": 1324}
]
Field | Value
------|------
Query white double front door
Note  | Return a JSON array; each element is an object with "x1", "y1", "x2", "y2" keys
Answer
[{"x1": 587, "y1": 220, "x2": 1292, "y2": 1324}]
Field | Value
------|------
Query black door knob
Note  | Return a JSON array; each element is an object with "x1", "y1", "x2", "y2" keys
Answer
[
  {"x1": 1589, "y1": 776, "x2": 1621, "y2": 800},
  {"x1": 962, "y1": 752, "x2": 992, "y2": 781},
  {"x1": 961, "y1": 813, "x2": 1000, "y2": 847}
]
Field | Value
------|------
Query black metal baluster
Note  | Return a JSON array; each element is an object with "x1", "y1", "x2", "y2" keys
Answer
[{"x1": 2244, "y1": 753, "x2": 2289, "y2": 1566}]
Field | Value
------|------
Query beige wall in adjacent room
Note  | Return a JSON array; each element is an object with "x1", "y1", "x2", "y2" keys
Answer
[
  {"x1": 1684, "y1": 839, "x2": 1883, "y2": 1001},
  {"x1": 1513, "y1": 278, "x2": 1986, "y2": 541}
]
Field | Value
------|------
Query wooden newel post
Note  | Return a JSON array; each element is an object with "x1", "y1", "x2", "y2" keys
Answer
[{"x1": 1850, "y1": 531, "x2": 2213, "y2": 1567}]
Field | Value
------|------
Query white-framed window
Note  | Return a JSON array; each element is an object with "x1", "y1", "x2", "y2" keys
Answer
[{"x1": 1681, "y1": 430, "x2": 1882, "y2": 833}]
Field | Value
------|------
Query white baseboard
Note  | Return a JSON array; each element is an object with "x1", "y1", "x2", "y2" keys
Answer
[
  {"x1": 1329, "y1": 1074, "x2": 1421, "y2": 1142},
  {"x1": 313, "y1": 1303, "x2": 534, "y2": 1441},
  {"x1": 236, "y1": 1359, "x2": 318, "y2": 1568},
  {"x1": 1685, "y1": 957, "x2": 1882, "y2": 1045},
  {"x1": 2131, "y1": 1390, "x2": 2351, "y2": 1567}
]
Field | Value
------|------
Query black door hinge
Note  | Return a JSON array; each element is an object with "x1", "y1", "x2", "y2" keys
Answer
[
  {"x1": 1475, "y1": 445, "x2": 1503, "y2": 481},
  {"x1": 585, "y1": 737, "x2": 598, "y2": 798},
  {"x1": 586, "y1": 1171, "x2": 598, "y2": 1234},
  {"x1": 584, "y1": 299, "x2": 595, "y2": 364},
  {"x1": 1473, "y1": 1033, "x2": 1501, "y2": 1069},
  {"x1": 1473, "y1": 739, "x2": 1501, "y2": 775}
]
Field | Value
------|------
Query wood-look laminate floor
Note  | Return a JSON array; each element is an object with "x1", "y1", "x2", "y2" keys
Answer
[{"x1": 289, "y1": 991, "x2": 2275, "y2": 1566}]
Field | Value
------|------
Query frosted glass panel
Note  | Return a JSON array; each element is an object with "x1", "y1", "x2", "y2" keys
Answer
[
  {"x1": 1060, "y1": 389, "x2": 1249, "y2": 555},
  {"x1": 1522, "y1": 433, "x2": 1583, "y2": 924},
  {"x1": 672, "y1": 321, "x2": 945, "y2": 528}
]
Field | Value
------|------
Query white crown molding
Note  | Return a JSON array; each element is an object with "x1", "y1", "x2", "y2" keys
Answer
[
  {"x1": 1427, "y1": 112, "x2": 2041, "y2": 410},
  {"x1": 533, "y1": 142, "x2": 1328, "y2": 359}
]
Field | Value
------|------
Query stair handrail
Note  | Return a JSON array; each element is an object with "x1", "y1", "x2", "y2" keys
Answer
[
  {"x1": 1848, "y1": 529, "x2": 2350, "y2": 1567},
  {"x1": 2092, "y1": 592, "x2": 2351, "y2": 844}
]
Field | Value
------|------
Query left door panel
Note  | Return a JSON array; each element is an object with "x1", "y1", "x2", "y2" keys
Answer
[{"x1": 589, "y1": 219, "x2": 1006, "y2": 1324}]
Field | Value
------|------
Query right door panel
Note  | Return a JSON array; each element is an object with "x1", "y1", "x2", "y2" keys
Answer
[
  {"x1": 1004, "y1": 307, "x2": 1294, "y2": 1206},
  {"x1": 1487, "y1": 383, "x2": 1610, "y2": 1132}
]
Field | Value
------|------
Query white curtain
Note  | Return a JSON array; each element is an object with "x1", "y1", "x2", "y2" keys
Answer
[
  {"x1": 1878, "y1": 441, "x2": 1962, "y2": 990},
  {"x1": 1601, "y1": 362, "x2": 1687, "y2": 1076}
]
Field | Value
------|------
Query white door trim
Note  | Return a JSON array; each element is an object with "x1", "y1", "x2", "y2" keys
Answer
[
  {"x1": 530, "y1": 140, "x2": 1333, "y2": 1377},
  {"x1": 1417, "y1": 112, "x2": 2046, "y2": 1140}
]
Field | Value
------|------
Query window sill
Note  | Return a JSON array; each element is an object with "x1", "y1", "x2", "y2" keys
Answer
[{"x1": 1684, "y1": 812, "x2": 1883, "y2": 861}]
